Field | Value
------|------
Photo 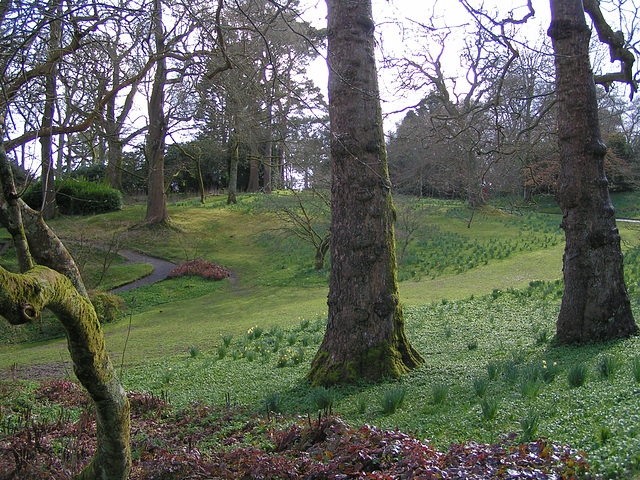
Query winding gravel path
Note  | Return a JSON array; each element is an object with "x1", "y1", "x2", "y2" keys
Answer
[{"x1": 108, "y1": 250, "x2": 176, "y2": 293}]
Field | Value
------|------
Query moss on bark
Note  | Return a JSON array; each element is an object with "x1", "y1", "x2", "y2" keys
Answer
[{"x1": 0, "y1": 265, "x2": 131, "y2": 479}]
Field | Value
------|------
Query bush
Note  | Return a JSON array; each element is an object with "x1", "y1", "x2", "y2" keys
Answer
[
  {"x1": 23, "y1": 179, "x2": 122, "y2": 215},
  {"x1": 90, "y1": 292, "x2": 125, "y2": 324},
  {"x1": 167, "y1": 259, "x2": 231, "y2": 281}
]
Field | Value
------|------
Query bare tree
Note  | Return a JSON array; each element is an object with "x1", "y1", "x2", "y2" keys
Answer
[
  {"x1": 144, "y1": 0, "x2": 170, "y2": 225},
  {"x1": 271, "y1": 188, "x2": 331, "y2": 270},
  {"x1": 0, "y1": 2, "x2": 138, "y2": 477}
]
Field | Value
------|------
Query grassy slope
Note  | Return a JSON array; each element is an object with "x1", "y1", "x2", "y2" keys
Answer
[
  {"x1": 0, "y1": 195, "x2": 566, "y2": 369},
  {"x1": 2, "y1": 193, "x2": 640, "y2": 478}
]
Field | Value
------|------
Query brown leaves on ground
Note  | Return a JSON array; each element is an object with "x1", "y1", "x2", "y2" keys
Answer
[{"x1": 0, "y1": 380, "x2": 592, "y2": 479}]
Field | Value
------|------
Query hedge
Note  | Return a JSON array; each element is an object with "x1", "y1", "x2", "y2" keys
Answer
[{"x1": 23, "y1": 179, "x2": 122, "y2": 215}]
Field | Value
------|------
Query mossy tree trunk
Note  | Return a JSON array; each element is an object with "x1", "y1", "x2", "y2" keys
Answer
[
  {"x1": 307, "y1": 0, "x2": 423, "y2": 386},
  {"x1": 0, "y1": 266, "x2": 131, "y2": 480},
  {"x1": 1, "y1": 126, "x2": 130, "y2": 479},
  {"x1": 0, "y1": 196, "x2": 88, "y2": 297},
  {"x1": 548, "y1": 0, "x2": 638, "y2": 342}
]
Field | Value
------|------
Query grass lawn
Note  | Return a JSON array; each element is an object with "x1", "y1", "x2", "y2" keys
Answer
[{"x1": 2, "y1": 192, "x2": 640, "y2": 478}]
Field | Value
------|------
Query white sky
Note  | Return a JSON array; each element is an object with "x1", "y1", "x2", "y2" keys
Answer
[{"x1": 299, "y1": 0, "x2": 553, "y2": 132}]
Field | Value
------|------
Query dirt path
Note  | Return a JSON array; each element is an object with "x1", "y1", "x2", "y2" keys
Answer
[{"x1": 108, "y1": 250, "x2": 177, "y2": 293}]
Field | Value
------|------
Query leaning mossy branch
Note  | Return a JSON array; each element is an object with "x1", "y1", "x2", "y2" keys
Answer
[{"x1": 0, "y1": 265, "x2": 131, "y2": 480}]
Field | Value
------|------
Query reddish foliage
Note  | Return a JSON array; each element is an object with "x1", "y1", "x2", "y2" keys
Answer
[
  {"x1": 167, "y1": 259, "x2": 231, "y2": 281},
  {"x1": 0, "y1": 382, "x2": 593, "y2": 480}
]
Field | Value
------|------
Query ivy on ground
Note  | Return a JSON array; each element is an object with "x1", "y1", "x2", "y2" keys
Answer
[{"x1": 0, "y1": 380, "x2": 592, "y2": 479}]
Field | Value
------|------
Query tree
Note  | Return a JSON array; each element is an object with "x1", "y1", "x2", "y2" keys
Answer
[
  {"x1": 0, "y1": 134, "x2": 131, "y2": 480},
  {"x1": 144, "y1": 0, "x2": 169, "y2": 225},
  {"x1": 0, "y1": 2, "x2": 133, "y2": 476},
  {"x1": 271, "y1": 189, "x2": 331, "y2": 270},
  {"x1": 307, "y1": 0, "x2": 423, "y2": 386},
  {"x1": 548, "y1": 0, "x2": 638, "y2": 342},
  {"x1": 39, "y1": 0, "x2": 62, "y2": 220},
  {"x1": 194, "y1": 0, "x2": 324, "y2": 199}
]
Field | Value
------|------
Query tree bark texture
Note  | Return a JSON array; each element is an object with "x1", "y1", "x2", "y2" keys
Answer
[
  {"x1": 0, "y1": 266, "x2": 131, "y2": 479},
  {"x1": 307, "y1": 0, "x2": 423, "y2": 385},
  {"x1": 227, "y1": 137, "x2": 239, "y2": 204},
  {"x1": 144, "y1": 0, "x2": 169, "y2": 225},
  {"x1": 247, "y1": 154, "x2": 260, "y2": 192},
  {"x1": 548, "y1": 0, "x2": 637, "y2": 343}
]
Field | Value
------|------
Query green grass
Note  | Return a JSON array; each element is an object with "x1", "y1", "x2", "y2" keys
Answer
[
  {"x1": 3, "y1": 192, "x2": 640, "y2": 478},
  {"x1": 116, "y1": 286, "x2": 640, "y2": 478}
]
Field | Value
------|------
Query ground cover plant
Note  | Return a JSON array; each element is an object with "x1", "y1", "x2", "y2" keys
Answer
[
  {"x1": 0, "y1": 378, "x2": 592, "y2": 479},
  {"x1": 2, "y1": 192, "x2": 640, "y2": 478}
]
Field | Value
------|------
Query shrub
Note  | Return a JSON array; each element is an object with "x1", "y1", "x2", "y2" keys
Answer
[
  {"x1": 380, "y1": 385, "x2": 407, "y2": 414},
  {"x1": 189, "y1": 346, "x2": 200, "y2": 358},
  {"x1": 168, "y1": 259, "x2": 230, "y2": 281},
  {"x1": 568, "y1": 363, "x2": 588, "y2": 388},
  {"x1": 23, "y1": 179, "x2": 122, "y2": 215},
  {"x1": 90, "y1": 292, "x2": 125, "y2": 324}
]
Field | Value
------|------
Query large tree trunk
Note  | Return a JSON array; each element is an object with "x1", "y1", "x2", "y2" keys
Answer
[
  {"x1": 307, "y1": 0, "x2": 423, "y2": 386},
  {"x1": 548, "y1": 0, "x2": 637, "y2": 343},
  {"x1": 144, "y1": 0, "x2": 169, "y2": 225},
  {"x1": 0, "y1": 266, "x2": 131, "y2": 480}
]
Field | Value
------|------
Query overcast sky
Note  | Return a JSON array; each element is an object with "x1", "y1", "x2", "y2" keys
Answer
[{"x1": 299, "y1": 0, "x2": 553, "y2": 131}]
